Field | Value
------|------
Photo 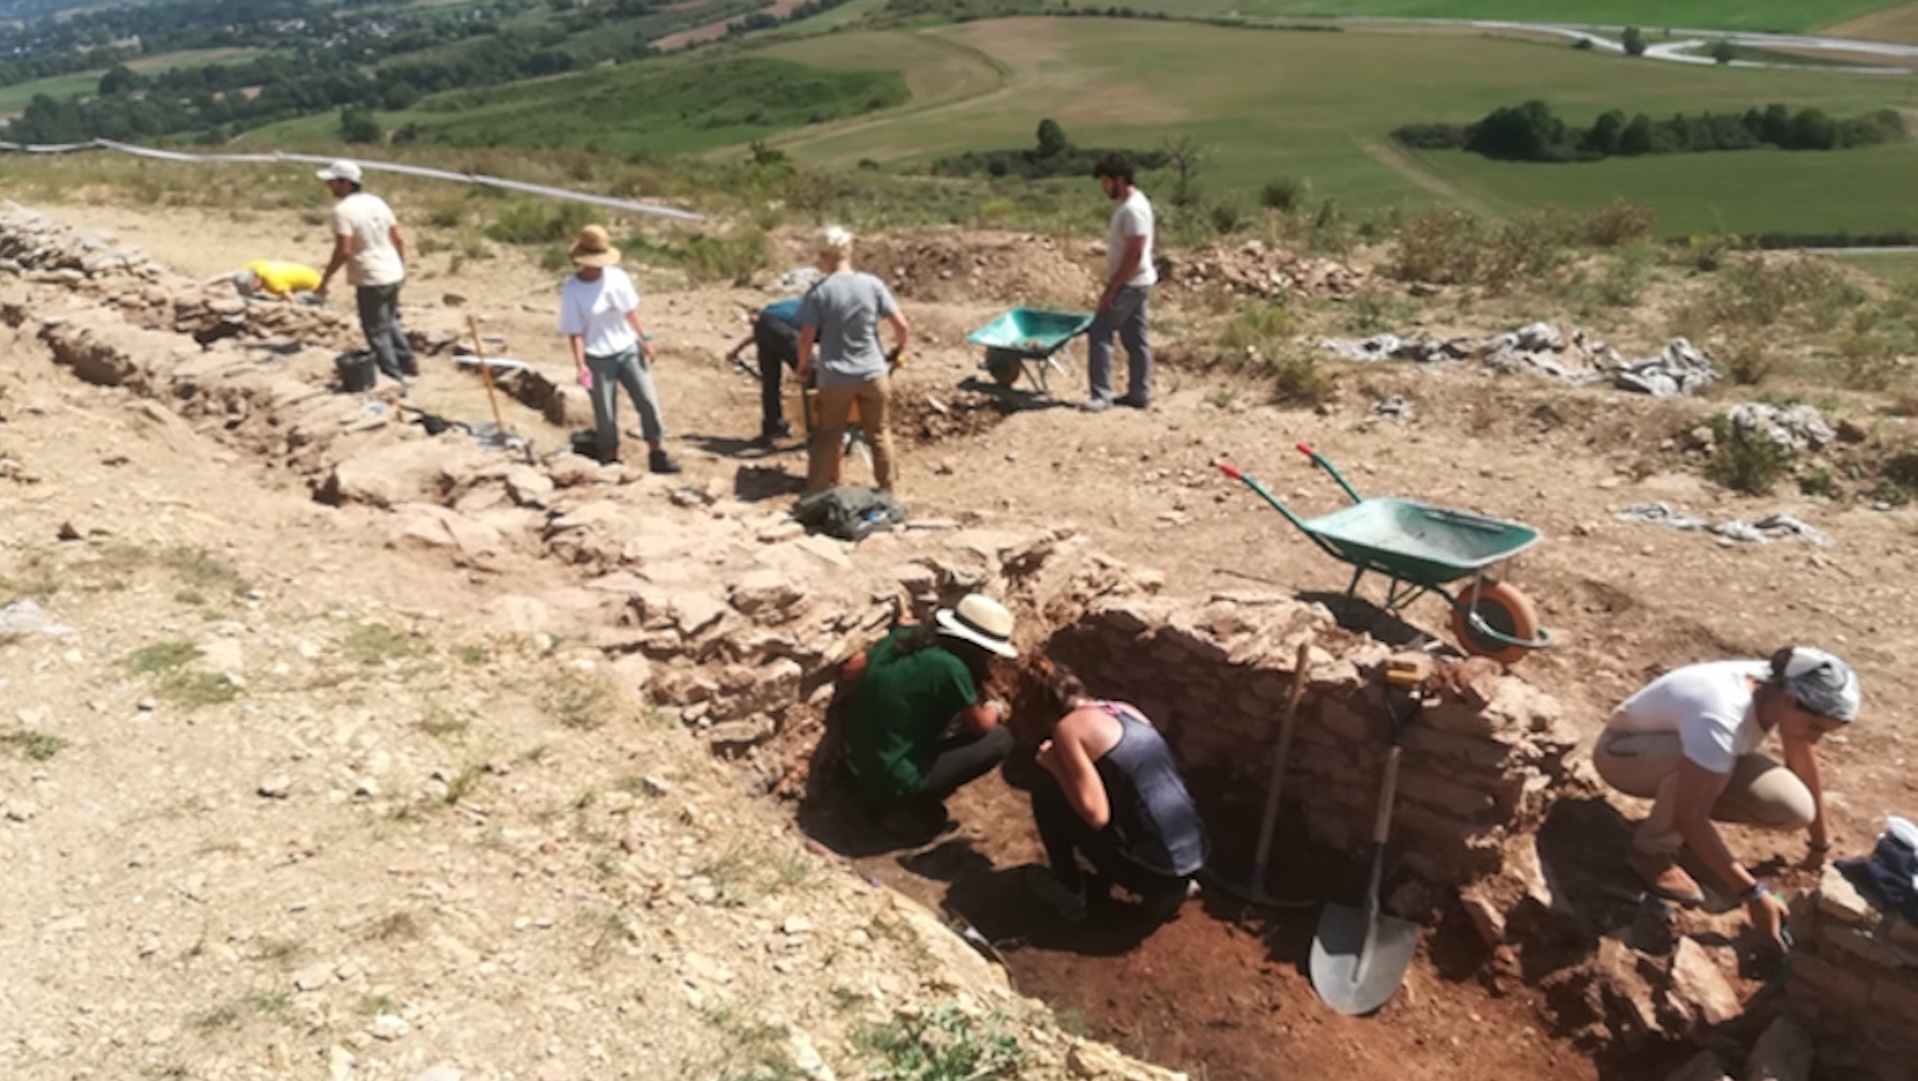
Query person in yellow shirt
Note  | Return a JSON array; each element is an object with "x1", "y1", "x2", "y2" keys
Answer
[{"x1": 232, "y1": 260, "x2": 324, "y2": 300}]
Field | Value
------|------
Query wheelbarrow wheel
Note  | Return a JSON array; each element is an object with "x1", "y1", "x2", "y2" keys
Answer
[
  {"x1": 1448, "y1": 580, "x2": 1541, "y2": 666},
  {"x1": 985, "y1": 348, "x2": 1024, "y2": 387}
]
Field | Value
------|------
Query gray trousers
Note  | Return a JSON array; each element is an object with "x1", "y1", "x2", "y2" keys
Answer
[
  {"x1": 354, "y1": 283, "x2": 416, "y2": 382},
  {"x1": 586, "y1": 346, "x2": 665, "y2": 460},
  {"x1": 1086, "y1": 284, "x2": 1153, "y2": 404}
]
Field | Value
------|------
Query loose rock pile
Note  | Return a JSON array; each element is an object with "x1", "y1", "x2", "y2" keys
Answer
[
  {"x1": 1159, "y1": 239, "x2": 1365, "y2": 300},
  {"x1": 848, "y1": 230, "x2": 1097, "y2": 305},
  {"x1": 1320, "y1": 321, "x2": 1720, "y2": 397}
]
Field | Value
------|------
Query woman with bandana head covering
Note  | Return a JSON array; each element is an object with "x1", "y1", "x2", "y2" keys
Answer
[{"x1": 1592, "y1": 646, "x2": 1861, "y2": 947}]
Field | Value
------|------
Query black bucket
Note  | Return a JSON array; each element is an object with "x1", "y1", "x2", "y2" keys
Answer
[{"x1": 335, "y1": 351, "x2": 377, "y2": 393}]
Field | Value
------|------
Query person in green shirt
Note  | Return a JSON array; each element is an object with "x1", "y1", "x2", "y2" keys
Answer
[{"x1": 839, "y1": 594, "x2": 1017, "y2": 839}]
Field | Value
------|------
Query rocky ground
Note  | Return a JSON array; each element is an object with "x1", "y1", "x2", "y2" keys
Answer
[{"x1": 2, "y1": 193, "x2": 1915, "y2": 1081}]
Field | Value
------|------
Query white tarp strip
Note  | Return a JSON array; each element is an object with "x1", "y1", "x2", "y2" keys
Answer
[{"x1": 0, "y1": 139, "x2": 702, "y2": 221}]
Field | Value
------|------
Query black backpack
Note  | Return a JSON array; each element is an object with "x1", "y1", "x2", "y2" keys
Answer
[{"x1": 792, "y1": 486, "x2": 906, "y2": 541}]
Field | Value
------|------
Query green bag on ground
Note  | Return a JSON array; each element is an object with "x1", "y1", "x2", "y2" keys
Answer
[{"x1": 793, "y1": 486, "x2": 907, "y2": 541}]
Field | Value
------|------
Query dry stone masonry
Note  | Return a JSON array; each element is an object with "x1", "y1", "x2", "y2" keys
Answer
[
  {"x1": 1041, "y1": 592, "x2": 1583, "y2": 890},
  {"x1": 1786, "y1": 865, "x2": 1918, "y2": 1079}
]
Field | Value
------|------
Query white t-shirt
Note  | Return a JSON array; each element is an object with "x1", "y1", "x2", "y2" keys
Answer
[
  {"x1": 1605, "y1": 660, "x2": 1769, "y2": 774},
  {"x1": 1105, "y1": 188, "x2": 1157, "y2": 289},
  {"x1": 332, "y1": 192, "x2": 404, "y2": 287},
  {"x1": 558, "y1": 267, "x2": 641, "y2": 357}
]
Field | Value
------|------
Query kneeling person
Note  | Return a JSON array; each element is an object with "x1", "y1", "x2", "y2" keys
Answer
[
  {"x1": 1593, "y1": 645, "x2": 1859, "y2": 947},
  {"x1": 1024, "y1": 667, "x2": 1208, "y2": 923},
  {"x1": 840, "y1": 594, "x2": 1017, "y2": 838}
]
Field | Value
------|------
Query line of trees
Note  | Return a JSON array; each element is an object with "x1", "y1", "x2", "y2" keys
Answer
[
  {"x1": 930, "y1": 117, "x2": 1169, "y2": 179},
  {"x1": 1393, "y1": 100, "x2": 1906, "y2": 162}
]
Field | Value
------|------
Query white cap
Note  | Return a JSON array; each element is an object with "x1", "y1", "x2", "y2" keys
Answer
[{"x1": 316, "y1": 160, "x2": 364, "y2": 184}]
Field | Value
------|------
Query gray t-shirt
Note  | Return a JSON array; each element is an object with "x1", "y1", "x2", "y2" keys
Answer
[{"x1": 798, "y1": 271, "x2": 898, "y2": 390}]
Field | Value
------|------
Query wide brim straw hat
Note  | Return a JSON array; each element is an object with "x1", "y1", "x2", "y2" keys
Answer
[
  {"x1": 569, "y1": 224, "x2": 621, "y2": 268},
  {"x1": 934, "y1": 594, "x2": 1018, "y2": 658}
]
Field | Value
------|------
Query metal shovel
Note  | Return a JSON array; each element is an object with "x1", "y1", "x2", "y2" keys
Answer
[
  {"x1": 1205, "y1": 640, "x2": 1316, "y2": 909},
  {"x1": 1310, "y1": 667, "x2": 1424, "y2": 1016}
]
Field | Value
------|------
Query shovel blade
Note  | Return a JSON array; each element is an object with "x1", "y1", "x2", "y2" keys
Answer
[{"x1": 1310, "y1": 902, "x2": 1421, "y2": 1016}]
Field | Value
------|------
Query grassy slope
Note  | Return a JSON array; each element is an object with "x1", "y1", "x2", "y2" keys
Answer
[
  {"x1": 757, "y1": 17, "x2": 1918, "y2": 233},
  {"x1": 257, "y1": 55, "x2": 910, "y2": 158},
  {"x1": 0, "y1": 47, "x2": 266, "y2": 115},
  {"x1": 1100, "y1": 0, "x2": 1896, "y2": 33}
]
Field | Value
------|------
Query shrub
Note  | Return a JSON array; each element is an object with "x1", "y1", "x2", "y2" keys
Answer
[
  {"x1": 858, "y1": 1005, "x2": 1023, "y2": 1081},
  {"x1": 1388, "y1": 208, "x2": 1484, "y2": 285},
  {"x1": 1706, "y1": 414, "x2": 1793, "y2": 494},
  {"x1": 680, "y1": 229, "x2": 769, "y2": 285},
  {"x1": 1584, "y1": 199, "x2": 1656, "y2": 248},
  {"x1": 1716, "y1": 331, "x2": 1774, "y2": 386},
  {"x1": 1595, "y1": 243, "x2": 1655, "y2": 307},
  {"x1": 1836, "y1": 331, "x2": 1901, "y2": 391},
  {"x1": 1270, "y1": 349, "x2": 1336, "y2": 408},
  {"x1": 484, "y1": 199, "x2": 596, "y2": 245},
  {"x1": 1260, "y1": 176, "x2": 1307, "y2": 211},
  {"x1": 1208, "y1": 198, "x2": 1249, "y2": 236}
]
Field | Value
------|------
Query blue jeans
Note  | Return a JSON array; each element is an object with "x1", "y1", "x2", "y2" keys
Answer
[
  {"x1": 1085, "y1": 284, "x2": 1153, "y2": 405},
  {"x1": 354, "y1": 283, "x2": 415, "y2": 383},
  {"x1": 586, "y1": 346, "x2": 665, "y2": 461}
]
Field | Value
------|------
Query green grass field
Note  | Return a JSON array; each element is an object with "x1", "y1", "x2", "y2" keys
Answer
[
  {"x1": 1834, "y1": 250, "x2": 1918, "y2": 286},
  {"x1": 0, "y1": 47, "x2": 265, "y2": 115},
  {"x1": 747, "y1": 17, "x2": 1918, "y2": 234},
  {"x1": 1098, "y1": 0, "x2": 1897, "y2": 33}
]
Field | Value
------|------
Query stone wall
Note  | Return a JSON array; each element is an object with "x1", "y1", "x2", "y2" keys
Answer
[
  {"x1": 1786, "y1": 865, "x2": 1918, "y2": 1078},
  {"x1": 1042, "y1": 593, "x2": 1582, "y2": 888}
]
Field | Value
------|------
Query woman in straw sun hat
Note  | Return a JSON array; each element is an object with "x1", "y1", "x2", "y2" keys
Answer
[
  {"x1": 557, "y1": 224, "x2": 680, "y2": 473},
  {"x1": 836, "y1": 594, "x2": 1017, "y2": 840},
  {"x1": 1592, "y1": 645, "x2": 1860, "y2": 949}
]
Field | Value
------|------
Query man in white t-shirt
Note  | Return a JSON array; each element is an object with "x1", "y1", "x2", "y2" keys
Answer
[
  {"x1": 1082, "y1": 153, "x2": 1157, "y2": 413},
  {"x1": 314, "y1": 160, "x2": 417, "y2": 385},
  {"x1": 1593, "y1": 646, "x2": 1860, "y2": 948}
]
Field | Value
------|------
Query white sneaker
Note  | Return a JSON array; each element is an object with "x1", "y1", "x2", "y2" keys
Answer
[{"x1": 1023, "y1": 865, "x2": 1087, "y2": 923}]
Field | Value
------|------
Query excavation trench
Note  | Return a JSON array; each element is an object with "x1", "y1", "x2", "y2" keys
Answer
[
  {"x1": 787, "y1": 593, "x2": 1733, "y2": 1081},
  {"x1": 10, "y1": 206, "x2": 1890, "y2": 1081}
]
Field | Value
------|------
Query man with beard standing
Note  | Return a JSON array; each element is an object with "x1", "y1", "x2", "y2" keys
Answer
[{"x1": 1083, "y1": 153, "x2": 1156, "y2": 413}]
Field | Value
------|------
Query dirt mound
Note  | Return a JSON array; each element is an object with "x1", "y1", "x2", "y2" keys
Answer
[
  {"x1": 853, "y1": 230, "x2": 1099, "y2": 306},
  {"x1": 1159, "y1": 239, "x2": 1366, "y2": 300},
  {"x1": 888, "y1": 387, "x2": 1013, "y2": 446}
]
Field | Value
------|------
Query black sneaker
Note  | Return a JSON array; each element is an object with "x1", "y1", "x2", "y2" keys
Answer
[
  {"x1": 877, "y1": 802, "x2": 955, "y2": 842},
  {"x1": 649, "y1": 449, "x2": 682, "y2": 475}
]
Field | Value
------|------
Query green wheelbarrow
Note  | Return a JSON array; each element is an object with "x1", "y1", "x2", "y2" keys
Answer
[
  {"x1": 966, "y1": 308, "x2": 1094, "y2": 395},
  {"x1": 1220, "y1": 444, "x2": 1552, "y2": 665}
]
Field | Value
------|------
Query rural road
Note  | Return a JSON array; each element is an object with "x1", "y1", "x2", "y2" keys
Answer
[{"x1": 1369, "y1": 18, "x2": 1918, "y2": 73}]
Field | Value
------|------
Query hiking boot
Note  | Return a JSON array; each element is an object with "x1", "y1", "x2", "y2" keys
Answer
[
  {"x1": 1079, "y1": 397, "x2": 1112, "y2": 413},
  {"x1": 1117, "y1": 394, "x2": 1150, "y2": 410},
  {"x1": 1139, "y1": 877, "x2": 1199, "y2": 922},
  {"x1": 1023, "y1": 865, "x2": 1088, "y2": 923},
  {"x1": 1629, "y1": 846, "x2": 1705, "y2": 905},
  {"x1": 648, "y1": 449, "x2": 682, "y2": 475}
]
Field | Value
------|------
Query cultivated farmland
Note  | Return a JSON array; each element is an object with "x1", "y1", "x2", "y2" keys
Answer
[{"x1": 752, "y1": 17, "x2": 1918, "y2": 235}]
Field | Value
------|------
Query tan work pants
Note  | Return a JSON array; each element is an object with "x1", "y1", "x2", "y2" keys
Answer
[
  {"x1": 806, "y1": 375, "x2": 894, "y2": 494},
  {"x1": 1591, "y1": 729, "x2": 1814, "y2": 855}
]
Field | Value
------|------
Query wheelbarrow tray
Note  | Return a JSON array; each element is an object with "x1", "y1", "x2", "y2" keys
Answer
[
  {"x1": 1302, "y1": 498, "x2": 1540, "y2": 587},
  {"x1": 967, "y1": 308, "x2": 1094, "y2": 358}
]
